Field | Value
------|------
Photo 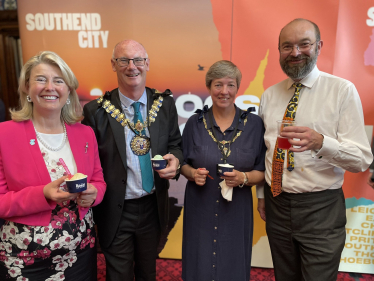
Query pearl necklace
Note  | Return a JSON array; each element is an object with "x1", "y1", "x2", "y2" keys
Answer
[{"x1": 34, "y1": 123, "x2": 67, "y2": 151}]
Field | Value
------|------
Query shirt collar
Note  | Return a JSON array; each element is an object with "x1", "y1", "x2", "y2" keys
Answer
[
  {"x1": 286, "y1": 65, "x2": 320, "y2": 90},
  {"x1": 205, "y1": 106, "x2": 245, "y2": 131},
  {"x1": 118, "y1": 88, "x2": 147, "y2": 109}
]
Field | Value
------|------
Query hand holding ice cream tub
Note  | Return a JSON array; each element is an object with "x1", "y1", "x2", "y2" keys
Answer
[
  {"x1": 64, "y1": 172, "x2": 98, "y2": 208},
  {"x1": 151, "y1": 154, "x2": 168, "y2": 170},
  {"x1": 65, "y1": 173, "x2": 88, "y2": 193},
  {"x1": 151, "y1": 153, "x2": 181, "y2": 180}
]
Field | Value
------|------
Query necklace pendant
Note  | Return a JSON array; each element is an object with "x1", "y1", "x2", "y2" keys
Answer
[
  {"x1": 223, "y1": 147, "x2": 228, "y2": 155},
  {"x1": 135, "y1": 120, "x2": 144, "y2": 132}
]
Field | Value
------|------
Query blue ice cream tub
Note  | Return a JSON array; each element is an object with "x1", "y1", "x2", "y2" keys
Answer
[{"x1": 65, "y1": 175, "x2": 87, "y2": 193}]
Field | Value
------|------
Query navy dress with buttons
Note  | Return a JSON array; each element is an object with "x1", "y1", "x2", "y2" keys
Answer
[{"x1": 182, "y1": 106, "x2": 266, "y2": 281}]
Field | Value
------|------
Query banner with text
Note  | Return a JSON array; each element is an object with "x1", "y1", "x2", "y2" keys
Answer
[{"x1": 17, "y1": 0, "x2": 374, "y2": 273}]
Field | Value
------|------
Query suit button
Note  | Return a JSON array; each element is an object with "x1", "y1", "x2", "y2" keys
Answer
[
  {"x1": 122, "y1": 180, "x2": 126, "y2": 184},
  {"x1": 118, "y1": 204, "x2": 122, "y2": 209}
]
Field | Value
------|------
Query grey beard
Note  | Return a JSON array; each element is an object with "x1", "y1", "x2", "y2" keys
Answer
[{"x1": 280, "y1": 54, "x2": 318, "y2": 80}]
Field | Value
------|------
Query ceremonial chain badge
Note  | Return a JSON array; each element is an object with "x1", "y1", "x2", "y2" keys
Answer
[
  {"x1": 97, "y1": 95, "x2": 164, "y2": 156},
  {"x1": 202, "y1": 113, "x2": 248, "y2": 158}
]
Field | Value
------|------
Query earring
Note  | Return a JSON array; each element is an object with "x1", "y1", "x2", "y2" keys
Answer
[
  {"x1": 66, "y1": 97, "x2": 70, "y2": 105},
  {"x1": 26, "y1": 95, "x2": 32, "y2": 102}
]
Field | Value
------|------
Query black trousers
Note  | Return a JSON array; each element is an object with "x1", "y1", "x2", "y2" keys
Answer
[
  {"x1": 264, "y1": 182, "x2": 346, "y2": 281},
  {"x1": 101, "y1": 193, "x2": 161, "y2": 281}
]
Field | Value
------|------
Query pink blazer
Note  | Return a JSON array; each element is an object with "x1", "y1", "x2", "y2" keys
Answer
[{"x1": 0, "y1": 120, "x2": 106, "y2": 226}]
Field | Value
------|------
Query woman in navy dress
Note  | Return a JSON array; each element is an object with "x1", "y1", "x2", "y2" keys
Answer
[{"x1": 181, "y1": 60, "x2": 266, "y2": 281}]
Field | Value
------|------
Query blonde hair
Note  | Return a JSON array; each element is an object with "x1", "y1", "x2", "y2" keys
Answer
[
  {"x1": 11, "y1": 51, "x2": 82, "y2": 124},
  {"x1": 205, "y1": 60, "x2": 242, "y2": 89}
]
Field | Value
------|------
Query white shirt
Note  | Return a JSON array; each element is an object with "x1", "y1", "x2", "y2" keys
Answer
[
  {"x1": 257, "y1": 66, "x2": 373, "y2": 198},
  {"x1": 36, "y1": 133, "x2": 77, "y2": 191}
]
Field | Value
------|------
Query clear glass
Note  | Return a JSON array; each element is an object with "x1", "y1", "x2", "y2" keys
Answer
[
  {"x1": 280, "y1": 41, "x2": 316, "y2": 54},
  {"x1": 114, "y1": 58, "x2": 147, "y2": 67},
  {"x1": 277, "y1": 120, "x2": 297, "y2": 150}
]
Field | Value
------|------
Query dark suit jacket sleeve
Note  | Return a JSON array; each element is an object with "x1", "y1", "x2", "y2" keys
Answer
[
  {"x1": 165, "y1": 96, "x2": 183, "y2": 169},
  {"x1": 82, "y1": 102, "x2": 97, "y2": 135}
]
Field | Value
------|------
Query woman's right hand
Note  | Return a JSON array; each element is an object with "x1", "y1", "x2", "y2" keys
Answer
[
  {"x1": 193, "y1": 168, "x2": 209, "y2": 186},
  {"x1": 43, "y1": 176, "x2": 77, "y2": 203}
]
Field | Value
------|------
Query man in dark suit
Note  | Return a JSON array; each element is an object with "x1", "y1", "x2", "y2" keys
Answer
[{"x1": 82, "y1": 39, "x2": 183, "y2": 281}]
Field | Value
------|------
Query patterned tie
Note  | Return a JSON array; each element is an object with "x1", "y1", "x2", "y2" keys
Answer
[
  {"x1": 132, "y1": 102, "x2": 154, "y2": 193},
  {"x1": 271, "y1": 83, "x2": 303, "y2": 197}
]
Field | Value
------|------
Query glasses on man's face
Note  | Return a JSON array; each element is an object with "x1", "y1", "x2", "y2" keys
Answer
[
  {"x1": 114, "y1": 57, "x2": 147, "y2": 67},
  {"x1": 280, "y1": 41, "x2": 317, "y2": 54}
]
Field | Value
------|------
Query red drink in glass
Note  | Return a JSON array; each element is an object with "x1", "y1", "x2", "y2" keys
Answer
[{"x1": 277, "y1": 136, "x2": 291, "y2": 149}]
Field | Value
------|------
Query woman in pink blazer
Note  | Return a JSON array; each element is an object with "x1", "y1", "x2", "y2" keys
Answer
[{"x1": 0, "y1": 51, "x2": 106, "y2": 280}]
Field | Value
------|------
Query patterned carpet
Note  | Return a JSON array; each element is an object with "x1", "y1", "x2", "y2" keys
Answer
[{"x1": 97, "y1": 254, "x2": 374, "y2": 281}]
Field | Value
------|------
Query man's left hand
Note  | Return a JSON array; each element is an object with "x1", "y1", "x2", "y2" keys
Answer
[
  {"x1": 281, "y1": 126, "x2": 323, "y2": 152},
  {"x1": 156, "y1": 154, "x2": 180, "y2": 179}
]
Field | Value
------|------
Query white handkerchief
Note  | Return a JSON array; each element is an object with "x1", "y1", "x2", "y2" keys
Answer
[{"x1": 219, "y1": 180, "x2": 233, "y2": 201}]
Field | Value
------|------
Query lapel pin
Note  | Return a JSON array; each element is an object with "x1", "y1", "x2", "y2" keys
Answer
[{"x1": 30, "y1": 139, "x2": 35, "y2": 145}]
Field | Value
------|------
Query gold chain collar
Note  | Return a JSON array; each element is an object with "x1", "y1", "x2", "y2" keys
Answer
[
  {"x1": 202, "y1": 113, "x2": 248, "y2": 158},
  {"x1": 97, "y1": 95, "x2": 163, "y2": 133}
]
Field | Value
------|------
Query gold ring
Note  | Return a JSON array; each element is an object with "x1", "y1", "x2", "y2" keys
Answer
[{"x1": 81, "y1": 199, "x2": 84, "y2": 204}]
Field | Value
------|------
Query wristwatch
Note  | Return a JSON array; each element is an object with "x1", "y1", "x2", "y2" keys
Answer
[
  {"x1": 173, "y1": 164, "x2": 181, "y2": 180},
  {"x1": 239, "y1": 172, "x2": 248, "y2": 188}
]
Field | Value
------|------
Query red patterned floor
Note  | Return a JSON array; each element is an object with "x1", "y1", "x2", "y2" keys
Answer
[{"x1": 97, "y1": 254, "x2": 374, "y2": 280}]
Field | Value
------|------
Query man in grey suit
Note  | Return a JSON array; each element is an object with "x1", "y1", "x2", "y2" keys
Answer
[{"x1": 82, "y1": 39, "x2": 183, "y2": 281}]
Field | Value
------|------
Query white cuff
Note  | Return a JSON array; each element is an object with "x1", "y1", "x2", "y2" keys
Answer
[
  {"x1": 256, "y1": 185, "x2": 264, "y2": 198},
  {"x1": 311, "y1": 134, "x2": 339, "y2": 161}
]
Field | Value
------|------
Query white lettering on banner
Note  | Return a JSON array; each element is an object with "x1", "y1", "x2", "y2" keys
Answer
[
  {"x1": 175, "y1": 93, "x2": 203, "y2": 119},
  {"x1": 175, "y1": 93, "x2": 260, "y2": 134},
  {"x1": 367, "y1": 7, "x2": 374, "y2": 26},
  {"x1": 55, "y1": 14, "x2": 62, "y2": 30},
  {"x1": 78, "y1": 31, "x2": 109, "y2": 48},
  {"x1": 62, "y1": 13, "x2": 72, "y2": 30},
  {"x1": 24, "y1": 13, "x2": 108, "y2": 48}
]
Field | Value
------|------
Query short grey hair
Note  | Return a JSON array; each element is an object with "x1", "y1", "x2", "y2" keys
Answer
[{"x1": 205, "y1": 60, "x2": 242, "y2": 89}]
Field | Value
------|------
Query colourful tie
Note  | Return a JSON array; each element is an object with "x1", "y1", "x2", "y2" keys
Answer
[
  {"x1": 271, "y1": 83, "x2": 303, "y2": 197},
  {"x1": 132, "y1": 102, "x2": 154, "y2": 193}
]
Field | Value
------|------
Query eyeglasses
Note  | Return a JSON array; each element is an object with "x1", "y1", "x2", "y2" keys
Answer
[
  {"x1": 114, "y1": 57, "x2": 147, "y2": 67},
  {"x1": 280, "y1": 41, "x2": 317, "y2": 54}
]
